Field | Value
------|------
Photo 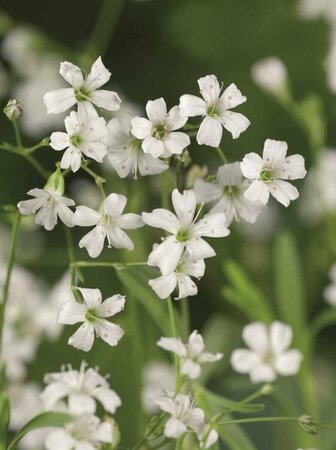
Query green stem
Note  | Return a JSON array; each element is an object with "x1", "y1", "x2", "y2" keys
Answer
[
  {"x1": 215, "y1": 146, "x2": 228, "y2": 164},
  {"x1": 0, "y1": 212, "x2": 21, "y2": 360},
  {"x1": 167, "y1": 296, "x2": 181, "y2": 390},
  {"x1": 218, "y1": 416, "x2": 298, "y2": 426},
  {"x1": 180, "y1": 299, "x2": 190, "y2": 339},
  {"x1": 0, "y1": 143, "x2": 49, "y2": 179},
  {"x1": 65, "y1": 227, "x2": 84, "y2": 302},
  {"x1": 81, "y1": 163, "x2": 106, "y2": 198},
  {"x1": 70, "y1": 261, "x2": 147, "y2": 269},
  {"x1": 12, "y1": 121, "x2": 22, "y2": 148}
]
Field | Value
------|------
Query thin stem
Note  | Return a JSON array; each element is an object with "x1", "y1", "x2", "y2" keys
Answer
[
  {"x1": 12, "y1": 120, "x2": 22, "y2": 148},
  {"x1": 0, "y1": 212, "x2": 21, "y2": 360},
  {"x1": 167, "y1": 296, "x2": 180, "y2": 390},
  {"x1": 71, "y1": 261, "x2": 147, "y2": 269},
  {"x1": 24, "y1": 137, "x2": 50, "y2": 155},
  {"x1": 23, "y1": 154, "x2": 49, "y2": 179},
  {"x1": 217, "y1": 416, "x2": 298, "y2": 426},
  {"x1": 180, "y1": 299, "x2": 190, "y2": 339},
  {"x1": 65, "y1": 227, "x2": 84, "y2": 302},
  {"x1": 215, "y1": 146, "x2": 228, "y2": 164},
  {"x1": 81, "y1": 163, "x2": 106, "y2": 198}
]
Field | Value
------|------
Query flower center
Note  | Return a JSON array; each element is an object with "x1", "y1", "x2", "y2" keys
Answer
[
  {"x1": 70, "y1": 134, "x2": 82, "y2": 148},
  {"x1": 176, "y1": 229, "x2": 189, "y2": 242},
  {"x1": 206, "y1": 104, "x2": 219, "y2": 117},
  {"x1": 223, "y1": 185, "x2": 240, "y2": 196},
  {"x1": 259, "y1": 168, "x2": 273, "y2": 182},
  {"x1": 152, "y1": 123, "x2": 168, "y2": 140},
  {"x1": 85, "y1": 309, "x2": 97, "y2": 322},
  {"x1": 74, "y1": 88, "x2": 91, "y2": 103}
]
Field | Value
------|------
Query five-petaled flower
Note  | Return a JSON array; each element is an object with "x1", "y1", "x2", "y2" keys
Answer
[{"x1": 58, "y1": 287, "x2": 125, "y2": 351}]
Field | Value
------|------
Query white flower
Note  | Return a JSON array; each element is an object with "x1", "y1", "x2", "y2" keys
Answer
[
  {"x1": 197, "y1": 424, "x2": 219, "y2": 449},
  {"x1": 40, "y1": 361, "x2": 121, "y2": 414},
  {"x1": 142, "y1": 189, "x2": 230, "y2": 275},
  {"x1": 73, "y1": 193, "x2": 143, "y2": 258},
  {"x1": 149, "y1": 255, "x2": 205, "y2": 300},
  {"x1": 58, "y1": 287, "x2": 125, "y2": 352},
  {"x1": 43, "y1": 56, "x2": 121, "y2": 114},
  {"x1": 155, "y1": 393, "x2": 205, "y2": 439},
  {"x1": 45, "y1": 414, "x2": 115, "y2": 450},
  {"x1": 298, "y1": 0, "x2": 336, "y2": 23},
  {"x1": 251, "y1": 57, "x2": 287, "y2": 95},
  {"x1": 231, "y1": 321, "x2": 303, "y2": 383},
  {"x1": 194, "y1": 162, "x2": 263, "y2": 225},
  {"x1": 50, "y1": 107, "x2": 108, "y2": 172},
  {"x1": 241, "y1": 139, "x2": 307, "y2": 207},
  {"x1": 323, "y1": 264, "x2": 336, "y2": 306},
  {"x1": 158, "y1": 330, "x2": 223, "y2": 379},
  {"x1": 179, "y1": 75, "x2": 250, "y2": 147},
  {"x1": 104, "y1": 117, "x2": 168, "y2": 178},
  {"x1": 142, "y1": 362, "x2": 175, "y2": 414},
  {"x1": 18, "y1": 187, "x2": 74, "y2": 231},
  {"x1": 130, "y1": 98, "x2": 190, "y2": 158}
]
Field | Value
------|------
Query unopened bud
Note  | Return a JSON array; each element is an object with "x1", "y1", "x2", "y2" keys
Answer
[
  {"x1": 298, "y1": 415, "x2": 319, "y2": 435},
  {"x1": 45, "y1": 167, "x2": 64, "y2": 195},
  {"x1": 3, "y1": 98, "x2": 23, "y2": 121}
]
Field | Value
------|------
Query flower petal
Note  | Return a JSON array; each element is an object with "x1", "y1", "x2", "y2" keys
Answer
[
  {"x1": 273, "y1": 349, "x2": 302, "y2": 376},
  {"x1": 277, "y1": 154, "x2": 307, "y2": 180},
  {"x1": 43, "y1": 88, "x2": 76, "y2": 114},
  {"x1": 176, "y1": 274, "x2": 198, "y2": 299},
  {"x1": 77, "y1": 287, "x2": 102, "y2": 307},
  {"x1": 166, "y1": 105, "x2": 188, "y2": 130},
  {"x1": 90, "y1": 89, "x2": 121, "y2": 111},
  {"x1": 242, "y1": 322, "x2": 269, "y2": 354},
  {"x1": 103, "y1": 193, "x2": 127, "y2": 217},
  {"x1": 250, "y1": 363, "x2": 277, "y2": 383},
  {"x1": 171, "y1": 188, "x2": 197, "y2": 227},
  {"x1": 148, "y1": 237, "x2": 184, "y2": 275},
  {"x1": 262, "y1": 139, "x2": 287, "y2": 169},
  {"x1": 149, "y1": 274, "x2": 177, "y2": 299},
  {"x1": 79, "y1": 225, "x2": 106, "y2": 258},
  {"x1": 93, "y1": 387, "x2": 122, "y2": 414},
  {"x1": 240, "y1": 153, "x2": 264, "y2": 179},
  {"x1": 181, "y1": 359, "x2": 201, "y2": 379},
  {"x1": 230, "y1": 349, "x2": 261, "y2": 373},
  {"x1": 142, "y1": 136, "x2": 165, "y2": 158},
  {"x1": 130, "y1": 117, "x2": 152, "y2": 139},
  {"x1": 179, "y1": 94, "x2": 206, "y2": 117},
  {"x1": 157, "y1": 337, "x2": 187, "y2": 357},
  {"x1": 146, "y1": 98, "x2": 167, "y2": 123},
  {"x1": 185, "y1": 238, "x2": 216, "y2": 261},
  {"x1": 85, "y1": 56, "x2": 111, "y2": 91},
  {"x1": 45, "y1": 429, "x2": 74, "y2": 450},
  {"x1": 68, "y1": 322, "x2": 95, "y2": 352},
  {"x1": 95, "y1": 294, "x2": 125, "y2": 318},
  {"x1": 142, "y1": 209, "x2": 180, "y2": 234},
  {"x1": 50, "y1": 132, "x2": 70, "y2": 150},
  {"x1": 117, "y1": 213, "x2": 143, "y2": 229},
  {"x1": 164, "y1": 417, "x2": 187, "y2": 439},
  {"x1": 60, "y1": 61, "x2": 83, "y2": 88},
  {"x1": 198, "y1": 75, "x2": 221, "y2": 105},
  {"x1": 269, "y1": 179, "x2": 299, "y2": 207},
  {"x1": 218, "y1": 83, "x2": 247, "y2": 110},
  {"x1": 94, "y1": 319, "x2": 124, "y2": 346},
  {"x1": 244, "y1": 179, "x2": 270, "y2": 205},
  {"x1": 219, "y1": 111, "x2": 250, "y2": 139},
  {"x1": 58, "y1": 300, "x2": 86, "y2": 324},
  {"x1": 164, "y1": 131, "x2": 190, "y2": 155},
  {"x1": 270, "y1": 321, "x2": 293, "y2": 353},
  {"x1": 74, "y1": 206, "x2": 101, "y2": 226},
  {"x1": 197, "y1": 116, "x2": 223, "y2": 147},
  {"x1": 190, "y1": 212, "x2": 230, "y2": 238}
]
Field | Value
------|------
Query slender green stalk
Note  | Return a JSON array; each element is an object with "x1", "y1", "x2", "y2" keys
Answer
[
  {"x1": 71, "y1": 261, "x2": 147, "y2": 269},
  {"x1": 0, "y1": 212, "x2": 21, "y2": 359},
  {"x1": 215, "y1": 146, "x2": 228, "y2": 164},
  {"x1": 0, "y1": 143, "x2": 49, "y2": 179},
  {"x1": 81, "y1": 163, "x2": 106, "y2": 198},
  {"x1": 12, "y1": 121, "x2": 22, "y2": 148},
  {"x1": 65, "y1": 227, "x2": 84, "y2": 301},
  {"x1": 167, "y1": 296, "x2": 181, "y2": 391},
  {"x1": 217, "y1": 416, "x2": 298, "y2": 426},
  {"x1": 180, "y1": 299, "x2": 190, "y2": 339}
]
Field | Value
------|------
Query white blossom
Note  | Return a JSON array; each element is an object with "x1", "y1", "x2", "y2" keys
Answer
[
  {"x1": 58, "y1": 288, "x2": 125, "y2": 352},
  {"x1": 18, "y1": 186, "x2": 74, "y2": 231},
  {"x1": 131, "y1": 98, "x2": 190, "y2": 158},
  {"x1": 104, "y1": 117, "x2": 168, "y2": 178},
  {"x1": 40, "y1": 361, "x2": 121, "y2": 415},
  {"x1": 158, "y1": 330, "x2": 223, "y2": 379},
  {"x1": 50, "y1": 107, "x2": 108, "y2": 172},
  {"x1": 231, "y1": 321, "x2": 303, "y2": 383},
  {"x1": 73, "y1": 193, "x2": 143, "y2": 258},
  {"x1": 43, "y1": 56, "x2": 121, "y2": 115},
  {"x1": 194, "y1": 162, "x2": 263, "y2": 225},
  {"x1": 149, "y1": 255, "x2": 205, "y2": 300},
  {"x1": 155, "y1": 393, "x2": 205, "y2": 439},
  {"x1": 298, "y1": 0, "x2": 336, "y2": 23},
  {"x1": 142, "y1": 362, "x2": 175, "y2": 414},
  {"x1": 241, "y1": 139, "x2": 307, "y2": 207},
  {"x1": 323, "y1": 264, "x2": 336, "y2": 306},
  {"x1": 45, "y1": 414, "x2": 115, "y2": 450},
  {"x1": 197, "y1": 424, "x2": 219, "y2": 449},
  {"x1": 179, "y1": 75, "x2": 250, "y2": 147},
  {"x1": 142, "y1": 189, "x2": 230, "y2": 275},
  {"x1": 251, "y1": 57, "x2": 287, "y2": 95}
]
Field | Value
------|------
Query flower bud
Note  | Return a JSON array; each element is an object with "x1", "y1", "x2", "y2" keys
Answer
[
  {"x1": 45, "y1": 167, "x2": 65, "y2": 195},
  {"x1": 298, "y1": 415, "x2": 319, "y2": 435},
  {"x1": 251, "y1": 57, "x2": 288, "y2": 97},
  {"x1": 3, "y1": 98, "x2": 23, "y2": 121}
]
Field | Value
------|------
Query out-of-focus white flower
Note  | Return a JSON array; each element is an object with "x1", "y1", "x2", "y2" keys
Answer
[
  {"x1": 104, "y1": 117, "x2": 168, "y2": 178},
  {"x1": 198, "y1": 424, "x2": 219, "y2": 449},
  {"x1": 41, "y1": 361, "x2": 121, "y2": 415},
  {"x1": 179, "y1": 75, "x2": 250, "y2": 147},
  {"x1": 251, "y1": 57, "x2": 288, "y2": 96},
  {"x1": 298, "y1": 0, "x2": 336, "y2": 23},
  {"x1": 142, "y1": 362, "x2": 175, "y2": 414},
  {"x1": 143, "y1": 189, "x2": 229, "y2": 276},
  {"x1": 50, "y1": 107, "x2": 108, "y2": 172},
  {"x1": 194, "y1": 162, "x2": 263, "y2": 225},
  {"x1": 43, "y1": 57, "x2": 121, "y2": 115},
  {"x1": 323, "y1": 264, "x2": 336, "y2": 306},
  {"x1": 158, "y1": 330, "x2": 223, "y2": 379},
  {"x1": 231, "y1": 321, "x2": 302, "y2": 383},
  {"x1": 73, "y1": 193, "x2": 143, "y2": 258},
  {"x1": 58, "y1": 287, "x2": 125, "y2": 352},
  {"x1": 155, "y1": 393, "x2": 205, "y2": 439},
  {"x1": 241, "y1": 139, "x2": 306, "y2": 207},
  {"x1": 18, "y1": 186, "x2": 74, "y2": 231},
  {"x1": 131, "y1": 98, "x2": 190, "y2": 158},
  {"x1": 45, "y1": 414, "x2": 115, "y2": 450},
  {"x1": 149, "y1": 255, "x2": 205, "y2": 300}
]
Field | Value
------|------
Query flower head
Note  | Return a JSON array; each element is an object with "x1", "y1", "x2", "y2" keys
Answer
[
  {"x1": 131, "y1": 98, "x2": 190, "y2": 158},
  {"x1": 58, "y1": 288, "x2": 125, "y2": 352},
  {"x1": 43, "y1": 57, "x2": 121, "y2": 114},
  {"x1": 73, "y1": 193, "x2": 143, "y2": 258},
  {"x1": 142, "y1": 189, "x2": 230, "y2": 275},
  {"x1": 179, "y1": 75, "x2": 250, "y2": 147},
  {"x1": 194, "y1": 162, "x2": 263, "y2": 225},
  {"x1": 231, "y1": 321, "x2": 303, "y2": 383},
  {"x1": 40, "y1": 361, "x2": 121, "y2": 414},
  {"x1": 241, "y1": 139, "x2": 307, "y2": 207},
  {"x1": 251, "y1": 57, "x2": 287, "y2": 95},
  {"x1": 158, "y1": 330, "x2": 223, "y2": 379},
  {"x1": 104, "y1": 117, "x2": 168, "y2": 179}
]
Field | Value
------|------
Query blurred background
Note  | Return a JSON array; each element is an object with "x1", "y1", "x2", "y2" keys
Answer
[{"x1": 0, "y1": 0, "x2": 336, "y2": 449}]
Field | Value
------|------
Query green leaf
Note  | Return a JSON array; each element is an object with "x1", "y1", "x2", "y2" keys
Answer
[
  {"x1": 116, "y1": 267, "x2": 176, "y2": 336},
  {"x1": 273, "y1": 232, "x2": 306, "y2": 342},
  {"x1": 7, "y1": 412, "x2": 72, "y2": 450},
  {"x1": 198, "y1": 387, "x2": 265, "y2": 414},
  {"x1": 222, "y1": 260, "x2": 274, "y2": 323}
]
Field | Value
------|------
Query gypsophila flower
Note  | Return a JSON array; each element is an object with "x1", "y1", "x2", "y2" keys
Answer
[
  {"x1": 251, "y1": 57, "x2": 288, "y2": 96},
  {"x1": 158, "y1": 330, "x2": 223, "y2": 379},
  {"x1": 17, "y1": 170, "x2": 74, "y2": 230},
  {"x1": 231, "y1": 321, "x2": 302, "y2": 383},
  {"x1": 142, "y1": 189, "x2": 229, "y2": 275},
  {"x1": 45, "y1": 414, "x2": 115, "y2": 450},
  {"x1": 40, "y1": 361, "x2": 121, "y2": 414},
  {"x1": 323, "y1": 264, "x2": 336, "y2": 306},
  {"x1": 142, "y1": 362, "x2": 175, "y2": 414},
  {"x1": 3, "y1": 98, "x2": 23, "y2": 121},
  {"x1": 104, "y1": 117, "x2": 168, "y2": 178},
  {"x1": 131, "y1": 98, "x2": 190, "y2": 158},
  {"x1": 155, "y1": 393, "x2": 205, "y2": 439},
  {"x1": 241, "y1": 139, "x2": 307, "y2": 207},
  {"x1": 179, "y1": 75, "x2": 250, "y2": 146},
  {"x1": 149, "y1": 254, "x2": 205, "y2": 300},
  {"x1": 194, "y1": 162, "x2": 263, "y2": 225},
  {"x1": 198, "y1": 424, "x2": 219, "y2": 449},
  {"x1": 58, "y1": 288, "x2": 125, "y2": 352},
  {"x1": 73, "y1": 193, "x2": 143, "y2": 258},
  {"x1": 43, "y1": 56, "x2": 121, "y2": 115},
  {"x1": 50, "y1": 106, "x2": 108, "y2": 172}
]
